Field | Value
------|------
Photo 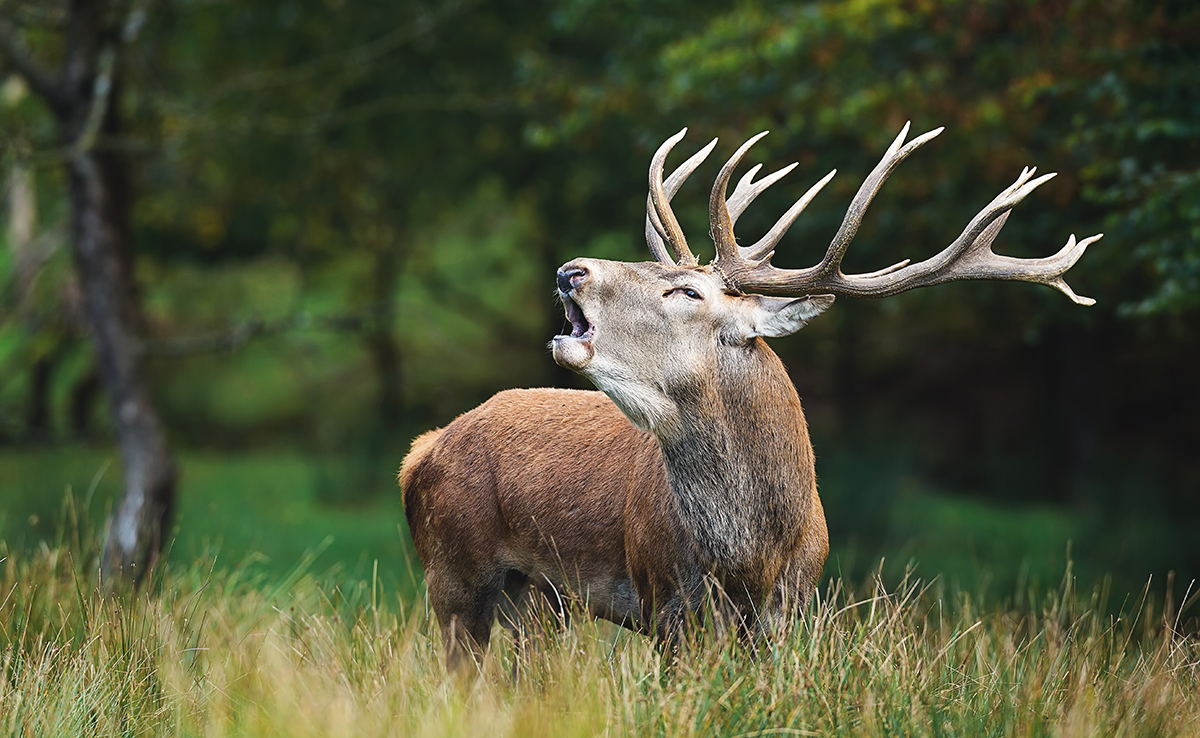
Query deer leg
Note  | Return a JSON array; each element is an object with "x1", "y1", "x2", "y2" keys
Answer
[
  {"x1": 756, "y1": 558, "x2": 820, "y2": 643},
  {"x1": 497, "y1": 571, "x2": 556, "y2": 674},
  {"x1": 495, "y1": 572, "x2": 582, "y2": 679},
  {"x1": 495, "y1": 570, "x2": 534, "y2": 634},
  {"x1": 652, "y1": 595, "x2": 691, "y2": 653},
  {"x1": 427, "y1": 566, "x2": 505, "y2": 674}
]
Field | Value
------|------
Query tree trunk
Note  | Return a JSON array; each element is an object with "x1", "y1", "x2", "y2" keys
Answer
[
  {"x1": 69, "y1": 147, "x2": 177, "y2": 580},
  {"x1": 68, "y1": 0, "x2": 176, "y2": 580},
  {"x1": 7, "y1": 159, "x2": 53, "y2": 441},
  {"x1": 2, "y1": 0, "x2": 177, "y2": 580}
]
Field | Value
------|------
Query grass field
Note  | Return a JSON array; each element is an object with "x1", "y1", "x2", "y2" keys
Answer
[
  {"x1": 0, "y1": 447, "x2": 415, "y2": 599},
  {"x1": 1, "y1": 535, "x2": 1197, "y2": 737},
  {"x1": 2, "y1": 445, "x2": 1183, "y2": 605},
  {"x1": 2, "y1": 447, "x2": 1198, "y2": 735}
]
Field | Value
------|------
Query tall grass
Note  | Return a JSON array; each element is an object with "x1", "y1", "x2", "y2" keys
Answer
[{"x1": 1, "y1": 530, "x2": 1197, "y2": 736}]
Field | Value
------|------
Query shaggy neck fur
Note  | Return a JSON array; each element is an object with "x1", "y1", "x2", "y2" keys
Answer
[{"x1": 654, "y1": 339, "x2": 816, "y2": 580}]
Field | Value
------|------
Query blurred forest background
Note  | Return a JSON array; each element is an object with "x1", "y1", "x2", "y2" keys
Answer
[{"x1": 0, "y1": 0, "x2": 1196, "y2": 603}]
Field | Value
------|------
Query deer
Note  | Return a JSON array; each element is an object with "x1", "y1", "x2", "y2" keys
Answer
[{"x1": 399, "y1": 122, "x2": 1099, "y2": 672}]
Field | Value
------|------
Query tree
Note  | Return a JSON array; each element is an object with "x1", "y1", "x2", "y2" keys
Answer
[{"x1": 0, "y1": 0, "x2": 175, "y2": 580}]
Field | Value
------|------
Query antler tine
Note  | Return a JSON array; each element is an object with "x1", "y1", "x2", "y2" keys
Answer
[
  {"x1": 727, "y1": 165, "x2": 762, "y2": 226},
  {"x1": 646, "y1": 135, "x2": 718, "y2": 265},
  {"x1": 742, "y1": 168, "x2": 837, "y2": 262},
  {"x1": 1046, "y1": 234, "x2": 1103, "y2": 305},
  {"x1": 920, "y1": 167, "x2": 1059, "y2": 276},
  {"x1": 814, "y1": 122, "x2": 944, "y2": 278},
  {"x1": 648, "y1": 129, "x2": 715, "y2": 266},
  {"x1": 713, "y1": 137, "x2": 837, "y2": 264},
  {"x1": 727, "y1": 161, "x2": 798, "y2": 228},
  {"x1": 877, "y1": 168, "x2": 1100, "y2": 305},
  {"x1": 710, "y1": 131, "x2": 770, "y2": 267}
]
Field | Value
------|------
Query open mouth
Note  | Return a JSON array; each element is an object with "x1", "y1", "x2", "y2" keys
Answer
[{"x1": 557, "y1": 292, "x2": 594, "y2": 341}]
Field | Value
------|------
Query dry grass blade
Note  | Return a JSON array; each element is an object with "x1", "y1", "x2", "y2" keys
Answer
[{"x1": 0, "y1": 541, "x2": 1196, "y2": 737}]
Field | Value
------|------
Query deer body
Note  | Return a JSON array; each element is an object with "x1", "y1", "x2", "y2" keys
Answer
[
  {"x1": 401, "y1": 388, "x2": 657, "y2": 635},
  {"x1": 400, "y1": 376, "x2": 828, "y2": 668},
  {"x1": 401, "y1": 123, "x2": 1098, "y2": 671}
]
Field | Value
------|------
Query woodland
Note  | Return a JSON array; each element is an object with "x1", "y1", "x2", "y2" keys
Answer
[
  {"x1": 1, "y1": 1, "x2": 1199, "y2": 735},
  {"x1": 1, "y1": 0, "x2": 1198, "y2": 611}
]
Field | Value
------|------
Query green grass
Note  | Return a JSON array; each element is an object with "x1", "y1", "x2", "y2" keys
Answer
[
  {"x1": 0, "y1": 446, "x2": 1137, "y2": 603},
  {"x1": 0, "y1": 541, "x2": 1196, "y2": 736},
  {"x1": 0, "y1": 447, "x2": 415, "y2": 599},
  {"x1": 4, "y1": 444, "x2": 1196, "y2": 619}
]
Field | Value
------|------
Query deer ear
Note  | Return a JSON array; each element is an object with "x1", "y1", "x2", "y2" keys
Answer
[{"x1": 747, "y1": 294, "x2": 834, "y2": 338}]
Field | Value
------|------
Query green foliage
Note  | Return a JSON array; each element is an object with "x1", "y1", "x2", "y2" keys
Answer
[
  {"x1": 4, "y1": 0, "x2": 1197, "y2": 431},
  {"x1": 1068, "y1": 30, "x2": 1200, "y2": 316},
  {"x1": 506, "y1": 0, "x2": 1200, "y2": 328}
]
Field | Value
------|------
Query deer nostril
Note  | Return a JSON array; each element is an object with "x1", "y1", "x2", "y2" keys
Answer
[{"x1": 557, "y1": 266, "x2": 588, "y2": 293}]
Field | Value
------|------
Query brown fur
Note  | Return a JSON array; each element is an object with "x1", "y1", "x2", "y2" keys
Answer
[
  {"x1": 401, "y1": 382, "x2": 828, "y2": 670},
  {"x1": 401, "y1": 388, "x2": 670, "y2": 670}
]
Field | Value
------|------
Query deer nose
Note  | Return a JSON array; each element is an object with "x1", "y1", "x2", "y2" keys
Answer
[{"x1": 557, "y1": 265, "x2": 589, "y2": 294}]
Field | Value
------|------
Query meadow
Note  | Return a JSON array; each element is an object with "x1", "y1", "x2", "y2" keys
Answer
[
  {"x1": 2, "y1": 446, "x2": 1180, "y2": 602},
  {"x1": 2, "y1": 531, "x2": 1198, "y2": 737},
  {"x1": 1, "y1": 449, "x2": 1199, "y2": 736}
]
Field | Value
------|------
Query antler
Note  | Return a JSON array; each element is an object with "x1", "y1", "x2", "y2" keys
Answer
[
  {"x1": 702, "y1": 123, "x2": 1100, "y2": 305},
  {"x1": 646, "y1": 129, "x2": 718, "y2": 266}
]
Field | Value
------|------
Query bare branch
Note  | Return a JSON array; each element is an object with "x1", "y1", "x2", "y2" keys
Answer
[
  {"x1": 69, "y1": 0, "x2": 152, "y2": 155},
  {"x1": 71, "y1": 41, "x2": 116, "y2": 155},
  {"x1": 120, "y1": 0, "x2": 149, "y2": 44}
]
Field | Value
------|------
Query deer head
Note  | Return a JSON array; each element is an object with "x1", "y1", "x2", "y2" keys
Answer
[{"x1": 552, "y1": 124, "x2": 1099, "y2": 438}]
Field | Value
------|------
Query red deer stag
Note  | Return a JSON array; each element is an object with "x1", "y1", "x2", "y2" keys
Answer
[{"x1": 400, "y1": 123, "x2": 1099, "y2": 671}]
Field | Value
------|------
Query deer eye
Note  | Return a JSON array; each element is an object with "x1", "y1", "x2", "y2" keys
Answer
[{"x1": 663, "y1": 286, "x2": 704, "y2": 301}]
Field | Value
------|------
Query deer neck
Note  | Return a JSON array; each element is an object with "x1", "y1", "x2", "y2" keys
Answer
[{"x1": 654, "y1": 339, "x2": 816, "y2": 574}]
